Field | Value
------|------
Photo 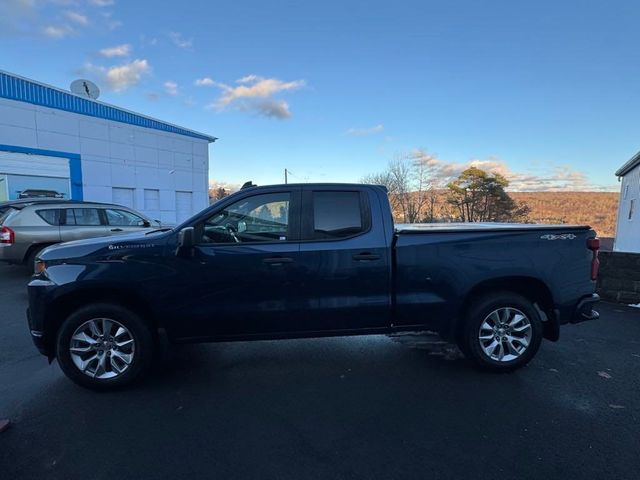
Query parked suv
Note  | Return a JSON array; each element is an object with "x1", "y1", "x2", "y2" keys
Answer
[{"x1": 0, "y1": 200, "x2": 160, "y2": 267}]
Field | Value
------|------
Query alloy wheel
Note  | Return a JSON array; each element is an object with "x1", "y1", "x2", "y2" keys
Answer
[
  {"x1": 478, "y1": 307, "x2": 532, "y2": 362},
  {"x1": 69, "y1": 318, "x2": 136, "y2": 379}
]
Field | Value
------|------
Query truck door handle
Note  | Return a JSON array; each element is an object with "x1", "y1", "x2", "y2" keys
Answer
[
  {"x1": 263, "y1": 257, "x2": 293, "y2": 265},
  {"x1": 110, "y1": 228, "x2": 123, "y2": 232},
  {"x1": 353, "y1": 253, "x2": 380, "y2": 261}
]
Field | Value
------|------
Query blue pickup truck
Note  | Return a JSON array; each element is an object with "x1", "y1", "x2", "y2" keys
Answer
[{"x1": 27, "y1": 183, "x2": 600, "y2": 389}]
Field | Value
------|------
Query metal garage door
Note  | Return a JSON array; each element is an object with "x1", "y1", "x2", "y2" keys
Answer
[
  {"x1": 112, "y1": 187, "x2": 135, "y2": 208},
  {"x1": 176, "y1": 191, "x2": 192, "y2": 223}
]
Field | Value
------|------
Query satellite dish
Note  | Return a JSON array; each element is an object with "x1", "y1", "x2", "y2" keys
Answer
[{"x1": 70, "y1": 79, "x2": 100, "y2": 100}]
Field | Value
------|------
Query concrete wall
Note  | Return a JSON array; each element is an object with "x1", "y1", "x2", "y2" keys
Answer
[
  {"x1": 596, "y1": 251, "x2": 640, "y2": 304},
  {"x1": 614, "y1": 163, "x2": 640, "y2": 253},
  {"x1": 0, "y1": 96, "x2": 210, "y2": 225}
]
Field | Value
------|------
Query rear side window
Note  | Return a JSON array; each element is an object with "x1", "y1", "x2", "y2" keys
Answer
[
  {"x1": 0, "y1": 207, "x2": 17, "y2": 225},
  {"x1": 64, "y1": 208, "x2": 102, "y2": 226},
  {"x1": 36, "y1": 209, "x2": 60, "y2": 225},
  {"x1": 312, "y1": 191, "x2": 364, "y2": 239}
]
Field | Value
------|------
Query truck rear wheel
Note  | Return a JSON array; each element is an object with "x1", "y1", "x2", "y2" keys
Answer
[
  {"x1": 459, "y1": 292, "x2": 543, "y2": 372},
  {"x1": 56, "y1": 304, "x2": 154, "y2": 390}
]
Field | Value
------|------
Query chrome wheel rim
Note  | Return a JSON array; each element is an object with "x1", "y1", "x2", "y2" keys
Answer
[
  {"x1": 69, "y1": 318, "x2": 135, "y2": 379},
  {"x1": 478, "y1": 307, "x2": 532, "y2": 362}
]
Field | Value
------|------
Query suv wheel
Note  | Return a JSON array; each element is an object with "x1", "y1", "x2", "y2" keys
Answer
[
  {"x1": 56, "y1": 304, "x2": 154, "y2": 390},
  {"x1": 458, "y1": 292, "x2": 543, "y2": 372}
]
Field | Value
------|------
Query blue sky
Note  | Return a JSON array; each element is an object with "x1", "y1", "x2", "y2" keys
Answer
[{"x1": 2, "y1": 0, "x2": 639, "y2": 191}]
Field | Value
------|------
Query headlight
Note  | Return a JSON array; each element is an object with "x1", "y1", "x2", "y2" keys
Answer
[{"x1": 34, "y1": 259, "x2": 47, "y2": 275}]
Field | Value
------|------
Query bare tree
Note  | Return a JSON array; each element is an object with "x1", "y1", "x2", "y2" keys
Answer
[{"x1": 362, "y1": 151, "x2": 440, "y2": 223}]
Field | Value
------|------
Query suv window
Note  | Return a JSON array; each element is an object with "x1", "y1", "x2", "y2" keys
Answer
[
  {"x1": 64, "y1": 208, "x2": 101, "y2": 226},
  {"x1": 0, "y1": 207, "x2": 16, "y2": 225},
  {"x1": 36, "y1": 209, "x2": 60, "y2": 225},
  {"x1": 312, "y1": 191, "x2": 363, "y2": 239},
  {"x1": 105, "y1": 208, "x2": 147, "y2": 227},
  {"x1": 201, "y1": 192, "x2": 290, "y2": 244}
]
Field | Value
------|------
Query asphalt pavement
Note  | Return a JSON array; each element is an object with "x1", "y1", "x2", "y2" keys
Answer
[{"x1": 1, "y1": 263, "x2": 639, "y2": 479}]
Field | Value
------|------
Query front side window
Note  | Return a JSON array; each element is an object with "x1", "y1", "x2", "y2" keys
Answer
[
  {"x1": 201, "y1": 192, "x2": 290, "y2": 244},
  {"x1": 105, "y1": 209, "x2": 147, "y2": 227},
  {"x1": 312, "y1": 191, "x2": 363, "y2": 239},
  {"x1": 65, "y1": 208, "x2": 101, "y2": 226}
]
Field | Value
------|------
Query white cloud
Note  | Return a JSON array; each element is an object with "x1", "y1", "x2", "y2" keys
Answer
[
  {"x1": 346, "y1": 124, "x2": 384, "y2": 136},
  {"x1": 237, "y1": 75, "x2": 259, "y2": 84},
  {"x1": 410, "y1": 150, "x2": 616, "y2": 192},
  {"x1": 64, "y1": 10, "x2": 88, "y2": 26},
  {"x1": 89, "y1": 0, "x2": 115, "y2": 6},
  {"x1": 206, "y1": 75, "x2": 304, "y2": 119},
  {"x1": 169, "y1": 31, "x2": 192, "y2": 49},
  {"x1": 194, "y1": 77, "x2": 215, "y2": 87},
  {"x1": 216, "y1": 76, "x2": 305, "y2": 106},
  {"x1": 164, "y1": 81, "x2": 178, "y2": 96},
  {"x1": 99, "y1": 43, "x2": 130, "y2": 57},
  {"x1": 42, "y1": 24, "x2": 73, "y2": 38},
  {"x1": 82, "y1": 59, "x2": 151, "y2": 92}
]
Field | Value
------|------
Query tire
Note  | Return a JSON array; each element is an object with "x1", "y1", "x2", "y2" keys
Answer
[
  {"x1": 56, "y1": 303, "x2": 154, "y2": 390},
  {"x1": 458, "y1": 292, "x2": 543, "y2": 372}
]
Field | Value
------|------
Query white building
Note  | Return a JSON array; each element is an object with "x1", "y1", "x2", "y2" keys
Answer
[
  {"x1": 614, "y1": 152, "x2": 640, "y2": 253},
  {"x1": 0, "y1": 70, "x2": 216, "y2": 225}
]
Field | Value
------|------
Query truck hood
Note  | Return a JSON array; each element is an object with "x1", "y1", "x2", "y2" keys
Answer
[{"x1": 39, "y1": 230, "x2": 172, "y2": 261}]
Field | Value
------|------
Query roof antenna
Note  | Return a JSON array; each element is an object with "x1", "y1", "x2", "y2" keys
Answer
[{"x1": 241, "y1": 181, "x2": 255, "y2": 189}]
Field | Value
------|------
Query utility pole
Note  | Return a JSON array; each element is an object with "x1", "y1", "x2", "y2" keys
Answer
[{"x1": 284, "y1": 168, "x2": 288, "y2": 184}]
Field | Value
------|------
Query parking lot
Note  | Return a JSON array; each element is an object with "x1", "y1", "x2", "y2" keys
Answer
[{"x1": 1, "y1": 263, "x2": 639, "y2": 479}]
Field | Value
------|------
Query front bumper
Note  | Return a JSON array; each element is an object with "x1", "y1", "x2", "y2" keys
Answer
[
  {"x1": 570, "y1": 293, "x2": 600, "y2": 324},
  {"x1": 27, "y1": 277, "x2": 58, "y2": 358},
  {"x1": 27, "y1": 307, "x2": 48, "y2": 355}
]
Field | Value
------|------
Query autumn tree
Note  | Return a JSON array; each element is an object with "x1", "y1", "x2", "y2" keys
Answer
[
  {"x1": 362, "y1": 152, "x2": 439, "y2": 223},
  {"x1": 212, "y1": 187, "x2": 228, "y2": 200},
  {"x1": 446, "y1": 167, "x2": 530, "y2": 222}
]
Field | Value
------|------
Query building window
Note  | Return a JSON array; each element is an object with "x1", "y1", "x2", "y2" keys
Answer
[
  {"x1": 144, "y1": 189, "x2": 160, "y2": 211},
  {"x1": 629, "y1": 199, "x2": 636, "y2": 221},
  {"x1": 624, "y1": 184, "x2": 629, "y2": 199}
]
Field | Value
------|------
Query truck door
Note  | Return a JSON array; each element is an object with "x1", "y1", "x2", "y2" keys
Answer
[
  {"x1": 170, "y1": 188, "x2": 303, "y2": 338},
  {"x1": 294, "y1": 187, "x2": 392, "y2": 332}
]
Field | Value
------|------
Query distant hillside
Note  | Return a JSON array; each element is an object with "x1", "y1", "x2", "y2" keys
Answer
[
  {"x1": 398, "y1": 190, "x2": 620, "y2": 237},
  {"x1": 510, "y1": 191, "x2": 619, "y2": 237}
]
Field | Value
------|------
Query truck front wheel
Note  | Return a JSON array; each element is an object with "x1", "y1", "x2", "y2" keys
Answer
[
  {"x1": 459, "y1": 292, "x2": 543, "y2": 372},
  {"x1": 56, "y1": 304, "x2": 154, "y2": 390}
]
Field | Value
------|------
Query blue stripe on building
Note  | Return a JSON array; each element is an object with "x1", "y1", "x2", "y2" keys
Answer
[{"x1": 0, "y1": 71, "x2": 216, "y2": 143}]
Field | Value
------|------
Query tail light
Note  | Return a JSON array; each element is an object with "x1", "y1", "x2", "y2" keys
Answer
[
  {"x1": 0, "y1": 226, "x2": 14, "y2": 244},
  {"x1": 587, "y1": 237, "x2": 600, "y2": 281}
]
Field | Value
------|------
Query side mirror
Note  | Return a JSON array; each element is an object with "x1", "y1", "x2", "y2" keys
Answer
[
  {"x1": 238, "y1": 220, "x2": 247, "y2": 233},
  {"x1": 176, "y1": 227, "x2": 195, "y2": 256}
]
